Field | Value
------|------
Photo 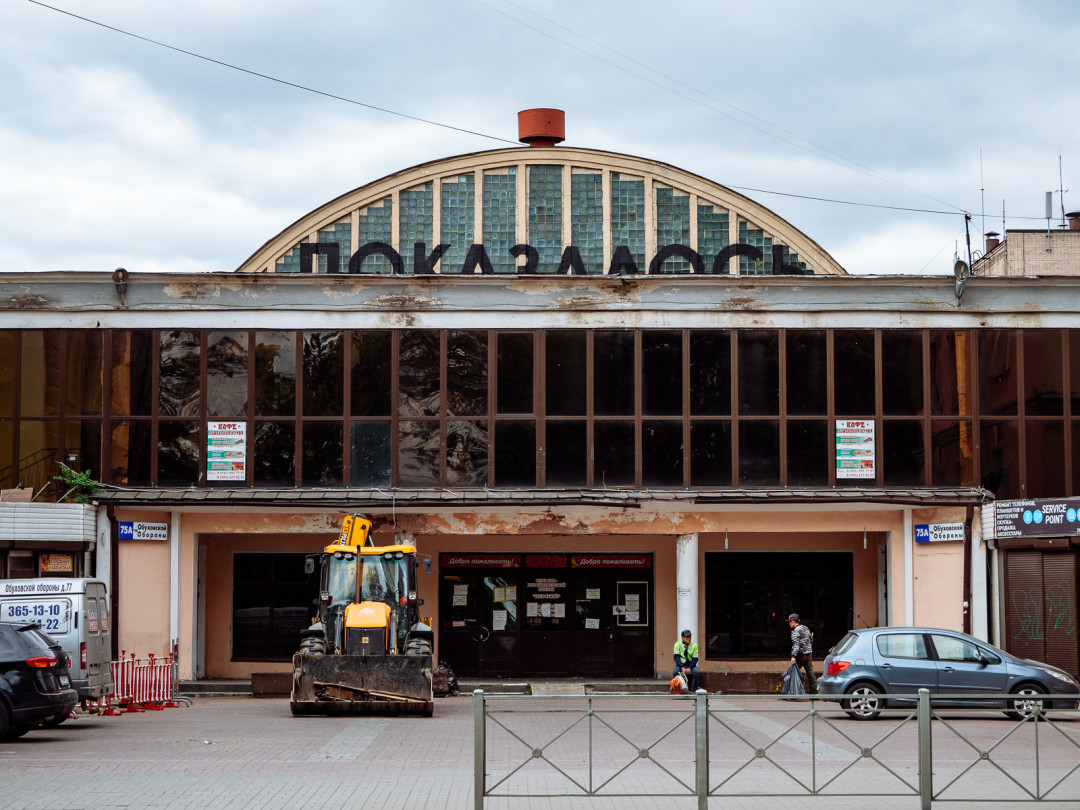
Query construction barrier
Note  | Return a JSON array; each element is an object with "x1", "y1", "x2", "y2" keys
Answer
[{"x1": 90, "y1": 651, "x2": 187, "y2": 715}]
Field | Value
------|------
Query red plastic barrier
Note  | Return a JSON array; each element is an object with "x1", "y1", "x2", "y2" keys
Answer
[{"x1": 90, "y1": 651, "x2": 180, "y2": 714}]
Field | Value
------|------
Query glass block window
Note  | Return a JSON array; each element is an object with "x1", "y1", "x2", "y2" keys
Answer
[
  {"x1": 571, "y1": 171, "x2": 604, "y2": 275},
  {"x1": 738, "y1": 221, "x2": 772, "y2": 275},
  {"x1": 399, "y1": 182, "x2": 434, "y2": 265},
  {"x1": 655, "y1": 186, "x2": 690, "y2": 273},
  {"x1": 275, "y1": 247, "x2": 302, "y2": 273},
  {"x1": 529, "y1": 165, "x2": 562, "y2": 273},
  {"x1": 355, "y1": 198, "x2": 393, "y2": 274},
  {"x1": 774, "y1": 244, "x2": 810, "y2": 275},
  {"x1": 317, "y1": 221, "x2": 351, "y2": 274},
  {"x1": 610, "y1": 173, "x2": 646, "y2": 271},
  {"x1": 441, "y1": 173, "x2": 475, "y2": 274},
  {"x1": 698, "y1": 203, "x2": 730, "y2": 274},
  {"x1": 483, "y1": 169, "x2": 517, "y2": 274}
]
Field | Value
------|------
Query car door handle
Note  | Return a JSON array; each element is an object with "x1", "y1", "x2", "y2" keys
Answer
[
  {"x1": 880, "y1": 663, "x2": 893, "y2": 669},
  {"x1": 941, "y1": 666, "x2": 955, "y2": 672}
]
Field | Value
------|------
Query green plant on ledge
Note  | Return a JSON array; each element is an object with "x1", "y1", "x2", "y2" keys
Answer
[{"x1": 54, "y1": 463, "x2": 104, "y2": 504}]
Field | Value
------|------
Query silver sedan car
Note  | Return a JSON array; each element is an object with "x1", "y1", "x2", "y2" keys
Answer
[{"x1": 818, "y1": 627, "x2": 1079, "y2": 720}]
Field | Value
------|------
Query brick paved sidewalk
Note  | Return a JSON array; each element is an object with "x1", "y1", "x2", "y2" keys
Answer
[{"x1": 0, "y1": 695, "x2": 1015, "y2": 809}]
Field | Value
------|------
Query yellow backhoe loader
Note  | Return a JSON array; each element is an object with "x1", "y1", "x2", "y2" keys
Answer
[{"x1": 290, "y1": 515, "x2": 434, "y2": 716}]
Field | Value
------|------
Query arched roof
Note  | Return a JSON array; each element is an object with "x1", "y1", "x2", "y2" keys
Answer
[{"x1": 236, "y1": 146, "x2": 846, "y2": 276}]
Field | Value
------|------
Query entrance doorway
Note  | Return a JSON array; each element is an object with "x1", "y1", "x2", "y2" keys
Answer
[{"x1": 438, "y1": 552, "x2": 654, "y2": 678}]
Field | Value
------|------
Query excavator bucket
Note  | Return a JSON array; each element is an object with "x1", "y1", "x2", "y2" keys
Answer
[{"x1": 290, "y1": 652, "x2": 434, "y2": 716}]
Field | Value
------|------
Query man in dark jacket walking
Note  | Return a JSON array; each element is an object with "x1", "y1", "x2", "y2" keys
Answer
[{"x1": 787, "y1": 613, "x2": 816, "y2": 694}]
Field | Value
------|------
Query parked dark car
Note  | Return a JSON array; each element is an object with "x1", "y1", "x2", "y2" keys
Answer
[
  {"x1": 818, "y1": 627, "x2": 1079, "y2": 720},
  {"x1": 0, "y1": 621, "x2": 79, "y2": 740}
]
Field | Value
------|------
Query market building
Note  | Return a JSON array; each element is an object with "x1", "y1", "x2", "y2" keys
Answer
[{"x1": 1, "y1": 111, "x2": 1078, "y2": 687}]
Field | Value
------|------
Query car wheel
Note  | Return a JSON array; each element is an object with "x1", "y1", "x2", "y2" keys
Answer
[
  {"x1": 842, "y1": 682, "x2": 884, "y2": 720},
  {"x1": 4, "y1": 724, "x2": 32, "y2": 741},
  {"x1": 1005, "y1": 683, "x2": 1048, "y2": 721}
]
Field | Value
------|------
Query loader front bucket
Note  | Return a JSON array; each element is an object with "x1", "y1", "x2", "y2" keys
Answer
[{"x1": 290, "y1": 652, "x2": 434, "y2": 716}]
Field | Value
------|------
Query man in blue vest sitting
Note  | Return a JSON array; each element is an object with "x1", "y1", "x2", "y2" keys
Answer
[{"x1": 673, "y1": 629, "x2": 700, "y2": 692}]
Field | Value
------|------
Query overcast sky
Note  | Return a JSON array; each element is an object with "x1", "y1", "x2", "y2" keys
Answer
[{"x1": 3, "y1": 0, "x2": 1078, "y2": 276}]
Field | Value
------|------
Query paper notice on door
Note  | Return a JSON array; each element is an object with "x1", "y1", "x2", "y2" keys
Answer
[
  {"x1": 585, "y1": 618, "x2": 600, "y2": 630},
  {"x1": 493, "y1": 586, "x2": 506, "y2": 603},
  {"x1": 613, "y1": 605, "x2": 626, "y2": 615},
  {"x1": 454, "y1": 584, "x2": 468, "y2": 596},
  {"x1": 452, "y1": 593, "x2": 468, "y2": 606},
  {"x1": 553, "y1": 603, "x2": 565, "y2": 618},
  {"x1": 506, "y1": 586, "x2": 517, "y2": 601},
  {"x1": 527, "y1": 602, "x2": 539, "y2": 617},
  {"x1": 625, "y1": 611, "x2": 640, "y2": 622},
  {"x1": 492, "y1": 610, "x2": 507, "y2": 631},
  {"x1": 625, "y1": 594, "x2": 640, "y2": 611},
  {"x1": 585, "y1": 588, "x2": 601, "y2": 600},
  {"x1": 541, "y1": 603, "x2": 551, "y2": 618}
]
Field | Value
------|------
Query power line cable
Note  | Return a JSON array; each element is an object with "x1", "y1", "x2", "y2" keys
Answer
[
  {"x1": 26, "y1": 0, "x2": 520, "y2": 146},
  {"x1": 474, "y1": 0, "x2": 967, "y2": 214}
]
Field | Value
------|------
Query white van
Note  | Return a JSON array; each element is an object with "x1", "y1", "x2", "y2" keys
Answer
[{"x1": 0, "y1": 578, "x2": 114, "y2": 703}]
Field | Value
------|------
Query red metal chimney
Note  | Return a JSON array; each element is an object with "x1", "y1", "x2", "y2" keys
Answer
[
  {"x1": 985, "y1": 231, "x2": 1000, "y2": 252},
  {"x1": 518, "y1": 109, "x2": 565, "y2": 147}
]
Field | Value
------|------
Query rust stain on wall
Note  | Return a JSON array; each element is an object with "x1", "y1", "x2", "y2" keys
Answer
[{"x1": 7, "y1": 295, "x2": 50, "y2": 309}]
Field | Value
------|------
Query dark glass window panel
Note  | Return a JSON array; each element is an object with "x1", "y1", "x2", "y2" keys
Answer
[
  {"x1": 351, "y1": 332, "x2": 392, "y2": 417},
  {"x1": 882, "y1": 420, "x2": 923, "y2": 486},
  {"x1": 978, "y1": 330, "x2": 1017, "y2": 416},
  {"x1": 1025, "y1": 421, "x2": 1065, "y2": 498},
  {"x1": 65, "y1": 331, "x2": 103, "y2": 416},
  {"x1": 207, "y1": 332, "x2": 248, "y2": 418},
  {"x1": 834, "y1": 331, "x2": 875, "y2": 416},
  {"x1": 546, "y1": 421, "x2": 587, "y2": 486},
  {"x1": 546, "y1": 331, "x2": 586, "y2": 416},
  {"x1": 0, "y1": 331, "x2": 14, "y2": 416},
  {"x1": 254, "y1": 422, "x2": 295, "y2": 486},
  {"x1": 1071, "y1": 332, "x2": 1080, "y2": 414},
  {"x1": 399, "y1": 331, "x2": 440, "y2": 417},
  {"x1": 254, "y1": 332, "x2": 296, "y2": 417},
  {"x1": 398, "y1": 420, "x2": 440, "y2": 486},
  {"x1": 690, "y1": 332, "x2": 731, "y2": 416},
  {"x1": 64, "y1": 421, "x2": 102, "y2": 483},
  {"x1": 109, "y1": 420, "x2": 151, "y2": 485},
  {"x1": 979, "y1": 419, "x2": 1019, "y2": 498},
  {"x1": 737, "y1": 331, "x2": 779, "y2": 416},
  {"x1": 350, "y1": 421, "x2": 391, "y2": 487},
  {"x1": 232, "y1": 553, "x2": 318, "y2": 662},
  {"x1": 786, "y1": 331, "x2": 826, "y2": 415},
  {"x1": 642, "y1": 332, "x2": 681, "y2": 416},
  {"x1": 0, "y1": 423, "x2": 11, "y2": 488},
  {"x1": 447, "y1": 331, "x2": 487, "y2": 417},
  {"x1": 642, "y1": 420, "x2": 683, "y2": 486},
  {"x1": 494, "y1": 421, "x2": 535, "y2": 486},
  {"x1": 302, "y1": 332, "x2": 344, "y2": 417},
  {"x1": 690, "y1": 421, "x2": 732, "y2": 486},
  {"x1": 594, "y1": 332, "x2": 634, "y2": 416},
  {"x1": 158, "y1": 420, "x2": 200, "y2": 486},
  {"x1": 1074, "y1": 420, "x2": 1080, "y2": 496},
  {"x1": 19, "y1": 421, "x2": 57, "y2": 494},
  {"x1": 787, "y1": 420, "x2": 828, "y2": 486},
  {"x1": 159, "y1": 331, "x2": 201, "y2": 417},
  {"x1": 20, "y1": 331, "x2": 59, "y2": 416},
  {"x1": 110, "y1": 331, "x2": 153, "y2": 416},
  {"x1": 931, "y1": 420, "x2": 974, "y2": 487},
  {"x1": 1023, "y1": 330, "x2": 1063, "y2": 416},
  {"x1": 882, "y1": 331, "x2": 924, "y2": 416},
  {"x1": 930, "y1": 330, "x2": 964, "y2": 416},
  {"x1": 447, "y1": 420, "x2": 488, "y2": 486},
  {"x1": 301, "y1": 422, "x2": 342, "y2": 486},
  {"x1": 497, "y1": 333, "x2": 533, "y2": 414},
  {"x1": 738, "y1": 420, "x2": 780, "y2": 486},
  {"x1": 594, "y1": 420, "x2": 634, "y2": 485}
]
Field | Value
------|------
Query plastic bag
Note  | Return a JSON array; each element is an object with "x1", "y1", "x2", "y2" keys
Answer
[{"x1": 780, "y1": 663, "x2": 806, "y2": 696}]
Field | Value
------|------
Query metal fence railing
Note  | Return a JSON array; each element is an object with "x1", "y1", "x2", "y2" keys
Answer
[{"x1": 473, "y1": 689, "x2": 1080, "y2": 809}]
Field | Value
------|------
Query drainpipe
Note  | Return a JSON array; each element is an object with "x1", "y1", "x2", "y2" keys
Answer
[
  {"x1": 962, "y1": 505, "x2": 973, "y2": 636},
  {"x1": 170, "y1": 512, "x2": 181, "y2": 663},
  {"x1": 675, "y1": 533, "x2": 698, "y2": 640},
  {"x1": 904, "y1": 509, "x2": 915, "y2": 626},
  {"x1": 106, "y1": 506, "x2": 120, "y2": 661}
]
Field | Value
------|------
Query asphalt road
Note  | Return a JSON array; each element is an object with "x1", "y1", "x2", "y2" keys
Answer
[{"x1": 2, "y1": 694, "x2": 1078, "y2": 809}]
